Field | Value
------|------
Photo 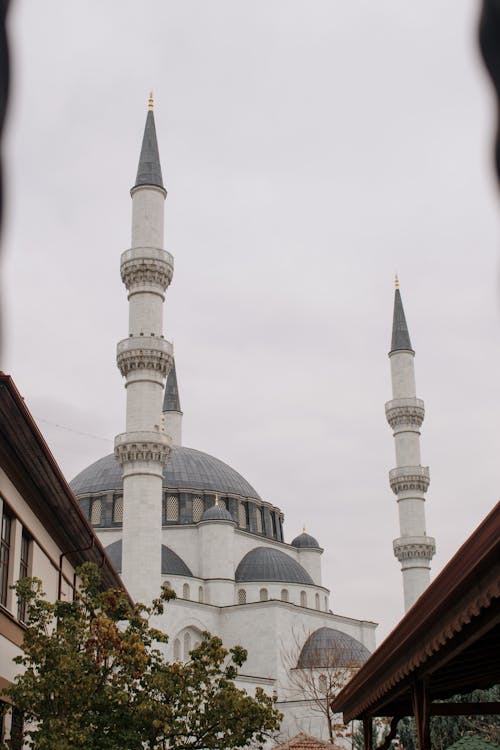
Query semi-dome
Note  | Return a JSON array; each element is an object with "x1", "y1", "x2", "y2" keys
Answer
[
  {"x1": 291, "y1": 531, "x2": 320, "y2": 548},
  {"x1": 235, "y1": 547, "x2": 313, "y2": 585},
  {"x1": 70, "y1": 445, "x2": 261, "y2": 500},
  {"x1": 201, "y1": 503, "x2": 234, "y2": 522},
  {"x1": 297, "y1": 627, "x2": 371, "y2": 668},
  {"x1": 104, "y1": 539, "x2": 193, "y2": 577}
]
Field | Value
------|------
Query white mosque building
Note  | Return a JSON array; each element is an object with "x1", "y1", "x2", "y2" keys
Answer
[{"x1": 70, "y1": 99, "x2": 432, "y2": 739}]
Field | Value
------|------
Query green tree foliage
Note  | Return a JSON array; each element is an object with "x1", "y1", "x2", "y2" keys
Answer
[
  {"x1": 396, "y1": 686, "x2": 500, "y2": 750},
  {"x1": 1, "y1": 563, "x2": 281, "y2": 750}
]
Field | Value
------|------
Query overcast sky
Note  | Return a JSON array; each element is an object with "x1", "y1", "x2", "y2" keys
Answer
[{"x1": 2, "y1": 1, "x2": 499, "y2": 642}]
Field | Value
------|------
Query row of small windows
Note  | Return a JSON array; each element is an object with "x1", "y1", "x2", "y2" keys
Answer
[
  {"x1": 164, "y1": 580, "x2": 206, "y2": 604},
  {"x1": 82, "y1": 492, "x2": 284, "y2": 542},
  {"x1": 237, "y1": 587, "x2": 327, "y2": 610},
  {"x1": 173, "y1": 632, "x2": 202, "y2": 662},
  {"x1": 1, "y1": 503, "x2": 32, "y2": 622}
]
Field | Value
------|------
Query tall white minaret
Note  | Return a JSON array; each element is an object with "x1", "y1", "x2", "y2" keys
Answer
[
  {"x1": 385, "y1": 278, "x2": 435, "y2": 612},
  {"x1": 114, "y1": 95, "x2": 173, "y2": 603}
]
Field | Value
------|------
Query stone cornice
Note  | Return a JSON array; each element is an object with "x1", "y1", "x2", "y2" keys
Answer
[
  {"x1": 385, "y1": 397, "x2": 425, "y2": 429},
  {"x1": 116, "y1": 337, "x2": 173, "y2": 378},
  {"x1": 114, "y1": 431, "x2": 171, "y2": 466},
  {"x1": 393, "y1": 536, "x2": 436, "y2": 562},
  {"x1": 120, "y1": 247, "x2": 174, "y2": 292},
  {"x1": 389, "y1": 465, "x2": 430, "y2": 494}
]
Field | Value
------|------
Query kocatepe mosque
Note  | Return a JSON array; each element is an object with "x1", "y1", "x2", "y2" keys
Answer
[{"x1": 70, "y1": 100, "x2": 376, "y2": 739}]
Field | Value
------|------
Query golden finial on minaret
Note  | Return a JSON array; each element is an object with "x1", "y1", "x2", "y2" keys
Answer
[
  {"x1": 215, "y1": 493, "x2": 219, "y2": 506},
  {"x1": 148, "y1": 91, "x2": 154, "y2": 111},
  {"x1": 395, "y1": 274, "x2": 399, "y2": 290},
  {"x1": 303, "y1": 524, "x2": 306, "y2": 533}
]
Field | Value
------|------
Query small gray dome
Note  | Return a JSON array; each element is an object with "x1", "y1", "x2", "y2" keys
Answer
[
  {"x1": 104, "y1": 540, "x2": 193, "y2": 577},
  {"x1": 201, "y1": 503, "x2": 234, "y2": 522},
  {"x1": 235, "y1": 547, "x2": 313, "y2": 585},
  {"x1": 291, "y1": 531, "x2": 320, "y2": 548},
  {"x1": 70, "y1": 446, "x2": 261, "y2": 500},
  {"x1": 297, "y1": 627, "x2": 371, "y2": 668}
]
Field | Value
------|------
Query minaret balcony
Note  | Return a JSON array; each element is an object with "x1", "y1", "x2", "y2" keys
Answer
[
  {"x1": 114, "y1": 430, "x2": 171, "y2": 467},
  {"x1": 117, "y1": 336, "x2": 173, "y2": 378},
  {"x1": 393, "y1": 535, "x2": 436, "y2": 562},
  {"x1": 120, "y1": 247, "x2": 174, "y2": 293},
  {"x1": 389, "y1": 465, "x2": 430, "y2": 494},
  {"x1": 385, "y1": 398, "x2": 425, "y2": 429}
]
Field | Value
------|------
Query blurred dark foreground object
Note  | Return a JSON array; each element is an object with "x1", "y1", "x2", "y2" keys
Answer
[{"x1": 480, "y1": 0, "x2": 500, "y2": 183}]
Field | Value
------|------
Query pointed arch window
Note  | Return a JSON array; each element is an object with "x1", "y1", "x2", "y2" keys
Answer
[
  {"x1": 183, "y1": 632, "x2": 191, "y2": 660},
  {"x1": 281, "y1": 589, "x2": 289, "y2": 602},
  {"x1": 315, "y1": 593, "x2": 320, "y2": 610},
  {"x1": 300, "y1": 590, "x2": 307, "y2": 607},
  {"x1": 198, "y1": 586, "x2": 204, "y2": 603},
  {"x1": 166, "y1": 495, "x2": 179, "y2": 522},
  {"x1": 183, "y1": 583, "x2": 190, "y2": 600},
  {"x1": 238, "y1": 588, "x2": 246, "y2": 605},
  {"x1": 192, "y1": 497, "x2": 204, "y2": 522},
  {"x1": 259, "y1": 588, "x2": 268, "y2": 602}
]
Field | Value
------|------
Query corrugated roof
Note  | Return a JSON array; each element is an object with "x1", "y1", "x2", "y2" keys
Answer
[{"x1": 274, "y1": 733, "x2": 343, "y2": 750}]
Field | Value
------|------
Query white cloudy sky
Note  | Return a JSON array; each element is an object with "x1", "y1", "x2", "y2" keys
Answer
[{"x1": 2, "y1": 1, "x2": 499, "y2": 641}]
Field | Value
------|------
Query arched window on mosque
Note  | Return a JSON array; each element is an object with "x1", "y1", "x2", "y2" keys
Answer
[
  {"x1": 238, "y1": 589, "x2": 246, "y2": 605},
  {"x1": 315, "y1": 593, "x2": 320, "y2": 610},
  {"x1": 113, "y1": 496, "x2": 123, "y2": 524},
  {"x1": 192, "y1": 497, "x2": 204, "y2": 522},
  {"x1": 90, "y1": 498, "x2": 102, "y2": 526},
  {"x1": 281, "y1": 589, "x2": 289, "y2": 602},
  {"x1": 183, "y1": 583, "x2": 190, "y2": 600},
  {"x1": 324, "y1": 596, "x2": 328, "y2": 611},
  {"x1": 173, "y1": 638, "x2": 181, "y2": 661},
  {"x1": 318, "y1": 674, "x2": 328, "y2": 694},
  {"x1": 300, "y1": 590, "x2": 307, "y2": 607},
  {"x1": 166, "y1": 495, "x2": 179, "y2": 522},
  {"x1": 255, "y1": 508, "x2": 263, "y2": 534},
  {"x1": 183, "y1": 632, "x2": 191, "y2": 660},
  {"x1": 259, "y1": 588, "x2": 268, "y2": 602},
  {"x1": 198, "y1": 586, "x2": 204, "y2": 603},
  {"x1": 238, "y1": 502, "x2": 246, "y2": 528}
]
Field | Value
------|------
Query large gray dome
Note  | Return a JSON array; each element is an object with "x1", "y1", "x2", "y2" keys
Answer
[
  {"x1": 105, "y1": 539, "x2": 193, "y2": 577},
  {"x1": 70, "y1": 446, "x2": 261, "y2": 500},
  {"x1": 235, "y1": 547, "x2": 313, "y2": 585},
  {"x1": 297, "y1": 627, "x2": 371, "y2": 668}
]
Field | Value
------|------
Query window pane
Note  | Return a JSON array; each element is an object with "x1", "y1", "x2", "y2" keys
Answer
[
  {"x1": 166, "y1": 495, "x2": 179, "y2": 522},
  {"x1": 90, "y1": 498, "x2": 102, "y2": 525},
  {"x1": 113, "y1": 496, "x2": 123, "y2": 524},
  {"x1": 238, "y1": 588, "x2": 246, "y2": 604},
  {"x1": 0, "y1": 512, "x2": 11, "y2": 606},
  {"x1": 192, "y1": 497, "x2": 203, "y2": 522}
]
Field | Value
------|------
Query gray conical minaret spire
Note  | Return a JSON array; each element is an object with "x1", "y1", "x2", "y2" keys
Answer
[
  {"x1": 390, "y1": 278, "x2": 413, "y2": 353},
  {"x1": 162, "y1": 359, "x2": 183, "y2": 446},
  {"x1": 385, "y1": 278, "x2": 435, "y2": 612},
  {"x1": 134, "y1": 93, "x2": 164, "y2": 190}
]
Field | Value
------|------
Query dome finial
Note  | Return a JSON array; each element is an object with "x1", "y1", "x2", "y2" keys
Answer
[
  {"x1": 395, "y1": 273, "x2": 399, "y2": 290},
  {"x1": 215, "y1": 493, "x2": 219, "y2": 506},
  {"x1": 303, "y1": 523, "x2": 306, "y2": 532},
  {"x1": 148, "y1": 91, "x2": 154, "y2": 111}
]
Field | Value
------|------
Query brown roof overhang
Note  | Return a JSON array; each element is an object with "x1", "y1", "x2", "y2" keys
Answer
[
  {"x1": 331, "y1": 502, "x2": 500, "y2": 722},
  {"x1": 0, "y1": 373, "x2": 132, "y2": 603}
]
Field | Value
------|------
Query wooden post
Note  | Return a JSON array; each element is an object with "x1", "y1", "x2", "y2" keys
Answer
[
  {"x1": 363, "y1": 716, "x2": 373, "y2": 750},
  {"x1": 412, "y1": 679, "x2": 430, "y2": 750}
]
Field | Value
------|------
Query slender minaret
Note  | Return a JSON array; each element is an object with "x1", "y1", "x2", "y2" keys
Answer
[
  {"x1": 385, "y1": 278, "x2": 435, "y2": 611},
  {"x1": 114, "y1": 95, "x2": 173, "y2": 603},
  {"x1": 162, "y1": 359, "x2": 183, "y2": 446}
]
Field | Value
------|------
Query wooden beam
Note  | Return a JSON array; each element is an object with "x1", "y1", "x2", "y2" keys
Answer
[
  {"x1": 412, "y1": 679, "x2": 430, "y2": 750},
  {"x1": 430, "y1": 701, "x2": 500, "y2": 716},
  {"x1": 363, "y1": 717, "x2": 373, "y2": 750}
]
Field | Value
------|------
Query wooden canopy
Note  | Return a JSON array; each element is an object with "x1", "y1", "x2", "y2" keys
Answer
[{"x1": 330, "y1": 502, "x2": 500, "y2": 750}]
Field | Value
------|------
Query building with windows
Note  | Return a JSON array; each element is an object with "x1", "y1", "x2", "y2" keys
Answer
[
  {"x1": 0, "y1": 373, "x2": 126, "y2": 746},
  {"x1": 68, "y1": 100, "x2": 377, "y2": 740}
]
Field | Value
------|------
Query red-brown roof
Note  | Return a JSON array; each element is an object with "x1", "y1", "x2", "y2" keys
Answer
[
  {"x1": 274, "y1": 733, "x2": 343, "y2": 750},
  {"x1": 331, "y1": 502, "x2": 500, "y2": 722},
  {"x1": 0, "y1": 373, "x2": 131, "y2": 600}
]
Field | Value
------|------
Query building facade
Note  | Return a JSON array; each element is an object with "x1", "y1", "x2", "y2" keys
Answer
[
  {"x1": 0, "y1": 373, "x2": 126, "y2": 746},
  {"x1": 70, "y1": 101, "x2": 377, "y2": 740}
]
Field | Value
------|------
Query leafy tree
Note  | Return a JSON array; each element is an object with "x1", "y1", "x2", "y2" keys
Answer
[
  {"x1": 1, "y1": 563, "x2": 281, "y2": 750},
  {"x1": 395, "y1": 686, "x2": 500, "y2": 749}
]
